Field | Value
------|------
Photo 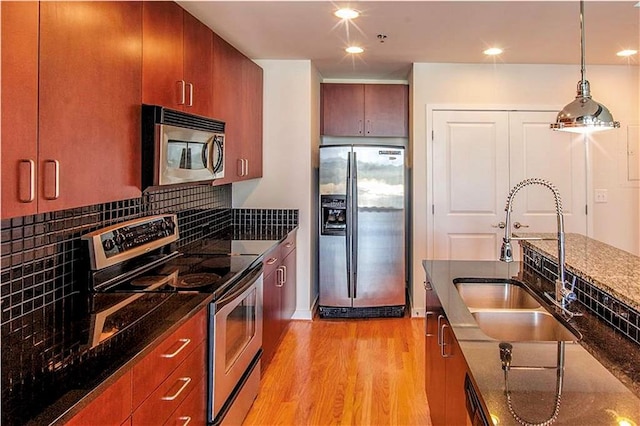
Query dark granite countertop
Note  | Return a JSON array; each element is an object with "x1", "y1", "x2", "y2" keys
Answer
[
  {"x1": 2, "y1": 227, "x2": 295, "y2": 426},
  {"x1": 423, "y1": 260, "x2": 640, "y2": 426}
]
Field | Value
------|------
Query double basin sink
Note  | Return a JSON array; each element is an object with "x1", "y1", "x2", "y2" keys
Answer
[{"x1": 454, "y1": 278, "x2": 581, "y2": 342}]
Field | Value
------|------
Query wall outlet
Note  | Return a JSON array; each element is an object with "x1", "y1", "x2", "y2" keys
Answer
[{"x1": 594, "y1": 189, "x2": 608, "y2": 203}]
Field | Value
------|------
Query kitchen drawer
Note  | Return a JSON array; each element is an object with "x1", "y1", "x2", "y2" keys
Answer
[
  {"x1": 132, "y1": 309, "x2": 206, "y2": 409},
  {"x1": 163, "y1": 376, "x2": 206, "y2": 426},
  {"x1": 262, "y1": 245, "x2": 281, "y2": 278},
  {"x1": 281, "y1": 230, "x2": 296, "y2": 258},
  {"x1": 66, "y1": 371, "x2": 132, "y2": 426},
  {"x1": 132, "y1": 341, "x2": 205, "y2": 426}
]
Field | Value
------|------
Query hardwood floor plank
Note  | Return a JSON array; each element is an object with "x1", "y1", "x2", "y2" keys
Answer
[{"x1": 244, "y1": 317, "x2": 431, "y2": 425}]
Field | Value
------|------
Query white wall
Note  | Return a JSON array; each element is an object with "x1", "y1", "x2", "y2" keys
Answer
[
  {"x1": 233, "y1": 59, "x2": 321, "y2": 319},
  {"x1": 411, "y1": 63, "x2": 639, "y2": 316}
]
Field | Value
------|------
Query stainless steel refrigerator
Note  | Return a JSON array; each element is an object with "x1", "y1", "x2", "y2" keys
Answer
[{"x1": 318, "y1": 145, "x2": 406, "y2": 318}]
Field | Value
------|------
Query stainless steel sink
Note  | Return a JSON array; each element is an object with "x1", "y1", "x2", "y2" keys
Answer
[
  {"x1": 454, "y1": 279, "x2": 542, "y2": 310},
  {"x1": 471, "y1": 310, "x2": 579, "y2": 342}
]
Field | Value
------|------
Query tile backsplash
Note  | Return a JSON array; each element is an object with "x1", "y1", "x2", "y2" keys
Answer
[
  {"x1": 522, "y1": 246, "x2": 640, "y2": 346},
  {"x1": 0, "y1": 184, "x2": 232, "y2": 327}
]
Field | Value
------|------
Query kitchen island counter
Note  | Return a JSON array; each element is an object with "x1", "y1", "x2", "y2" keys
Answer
[{"x1": 423, "y1": 260, "x2": 640, "y2": 426}]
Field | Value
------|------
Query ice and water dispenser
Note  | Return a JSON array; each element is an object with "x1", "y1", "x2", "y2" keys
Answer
[{"x1": 320, "y1": 195, "x2": 347, "y2": 236}]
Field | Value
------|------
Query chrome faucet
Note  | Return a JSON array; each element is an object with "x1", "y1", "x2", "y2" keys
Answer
[{"x1": 499, "y1": 178, "x2": 579, "y2": 318}]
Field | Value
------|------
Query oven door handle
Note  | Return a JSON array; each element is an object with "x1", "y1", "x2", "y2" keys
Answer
[{"x1": 215, "y1": 265, "x2": 262, "y2": 312}]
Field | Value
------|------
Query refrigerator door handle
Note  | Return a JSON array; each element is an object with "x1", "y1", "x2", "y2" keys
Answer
[
  {"x1": 352, "y1": 151, "x2": 358, "y2": 299},
  {"x1": 346, "y1": 151, "x2": 352, "y2": 299}
]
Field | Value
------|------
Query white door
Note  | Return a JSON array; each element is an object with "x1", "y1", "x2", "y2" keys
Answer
[
  {"x1": 432, "y1": 111, "x2": 510, "y2": 260},
  {"x1": 432, "y1": 110, "x2": 587, "y2": 260}
]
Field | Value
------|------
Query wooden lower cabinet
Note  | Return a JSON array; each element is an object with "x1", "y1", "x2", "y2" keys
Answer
[
  {"x1": 424, "y1": 281, "x2": 472, "y2": 426},
  {"x1": 66, "y1": 371, "x2": 132, "y2": 426},
  {"x1": 164, "y1": 377, "x2": 207, "y2": 426},
  {"x1": 132, "y1": 341, "x2": 206, "y2": 425},
  {"x1": 261, "y1": 231, "x2": 297, "y2": 367},
  {"x1": 65, "y1": 309, "x2": 207, "y2": 425}
]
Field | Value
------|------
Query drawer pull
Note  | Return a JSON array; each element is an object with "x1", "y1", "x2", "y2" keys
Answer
[
  {"x1": 161, "y1": 338, "x2": 191, "y2": 359},
  {"x1": 178, "y1": 416, "x2": 192, "y2": 426},
  {"x1": 161, "y1": 377, "x2": 191, "y2": 401},
  {"x1": 266, "y1": 257, "x2": 278, "y2": 265}
]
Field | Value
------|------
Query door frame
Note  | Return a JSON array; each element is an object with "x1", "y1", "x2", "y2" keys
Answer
[{"x1": 424, "y1": 104, "x2": 592, "y2": 259}]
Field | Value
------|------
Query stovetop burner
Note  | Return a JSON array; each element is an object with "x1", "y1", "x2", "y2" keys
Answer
[{"x1": 173, "y1": 272, "x2": 222, "y2": 288}]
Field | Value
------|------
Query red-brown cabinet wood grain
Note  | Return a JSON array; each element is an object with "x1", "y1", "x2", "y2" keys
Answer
[
  {"x1": 132, "y1": 309, "x2": 206, "y2": 409},
  {"x1": 1, "y1": 1, "x2": 39, "y2": 219},
  {"x1": 142, "y1": 3, "x2": 214, "y2": 117},
  {"x1": 321, "y1": 83, "x2": 408, "y2": 137},
  {"x1": 38, "y1": 1, "x2": 142, "y2": 213},
  {"x1": 212, "y1": 34, "x2": 263, "y2": 184},
  {"x1": 142, "y1": 1, "x2": 184, "y2": 110},
  {"x1": 261, "y1": 231, "x2": 297, "y2": 369},
  {"x1": 66, "y1": 371, "x2": 132, "y2": 426}
]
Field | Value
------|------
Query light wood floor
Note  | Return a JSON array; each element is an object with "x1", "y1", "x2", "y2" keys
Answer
[{"x1": 243, "y1": 316, "x2": 431, "y2": 425}]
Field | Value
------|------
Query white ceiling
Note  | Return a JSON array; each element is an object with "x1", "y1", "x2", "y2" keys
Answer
[{"x1": 178, "y1": 1, "x2": 640, "y2": 80}]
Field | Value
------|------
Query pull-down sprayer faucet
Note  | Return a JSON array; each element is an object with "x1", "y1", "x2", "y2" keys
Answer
[{"x1": 499, "y1": 178, "x2": 579, "y2": 318}]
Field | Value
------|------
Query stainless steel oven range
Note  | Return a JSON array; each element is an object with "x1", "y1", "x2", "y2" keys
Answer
[{"x1": 82, "y1": 214, "x2": 263, "y2": 425}]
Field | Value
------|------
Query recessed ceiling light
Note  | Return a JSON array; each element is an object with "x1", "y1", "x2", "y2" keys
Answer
[
  {"x1": 345, "y1": 46, "x2": 364, "y2": 54},
  {"x1": 483, "y1": 47, "x2": 503, "y2": 56},
  {"x1": 334, "y1": 8, "x2": 359, "y2": 20},
  {"x1": 617, "y1": 49, "x2": 638, "y2": 57}
]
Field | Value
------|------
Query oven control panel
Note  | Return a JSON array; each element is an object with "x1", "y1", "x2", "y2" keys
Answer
[{"x1": 82, "y1": 214, "x2": 179, "y2": 270}]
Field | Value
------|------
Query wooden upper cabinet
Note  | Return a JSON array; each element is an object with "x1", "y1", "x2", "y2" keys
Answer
[
  {"x1": 364, "y1": 84, "x2": 409, "y2": 137},
  {"x1": 36, "y1": 1, "x2": 142, "y2": 214},
  {"x1": 212, "y1": 33, "x2": 263, "y2": 184},
  {"x1": 1, "y1": 1, "x2": 39, "y2": 219},
  {"x1": 321, "y1": 84, "x2": 365, "y2": 136},
  {"x1": 212, "y1": 33, "x2": 243, "y2": 185},
  {"x1": 142, "y1": 1, "x2": 184, "y2": 110},
  {"x1": 183, "y1": 11, "x2": 214, "y2": 117},
  {"x1": 321, "y1": 83, "x2": 408, "y2": 137},
  {"x1": 142, "y1": 3, "x2": 214, "y2": 117},
  {"x1": 241, "y1": 57, "x2": 264, "y2": 180}
]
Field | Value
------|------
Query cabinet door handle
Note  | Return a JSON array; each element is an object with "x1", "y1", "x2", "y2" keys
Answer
[
  {"x1": 177, "y1": 80, "x2": 186, "y2": 105},
  {"x1": 276, "y1": 267, "x2": 284, "y2": 287},
  {"x1": 178, "y1": 416, "x2": 192, "y2": 426},
  {"x1": 18, "y1": 159, "x2": 35, "y2": 203},
  {"x1": 237, "y1": 158, "x2": 244, "y2": 177},
  {"x1": 440, "y1": 324, "x2": 452, "y2": 358},
  {"x1": 43, "y1": 160, "x2": 60, "y2": 200},
  {"x1": 437, "y1": 315, "x2": 445, "y2": 345},
  {"x1": 266, "y1": 257, "x2": 278, "y2": 265},
  {"x1": 161, "y1": 338, "x2": 191, "y2": 358},
  {"x1": 186, "y1": 82, "x2": 194, "y2": 107},
  {"x1": 424, "y1": 311, "x2": 434, "y2": 337},
  {"x1": 161, "y1": 377, "x2": 191, "y2": 401}
]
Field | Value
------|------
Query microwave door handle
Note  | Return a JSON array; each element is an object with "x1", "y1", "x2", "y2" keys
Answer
[{"x1": 205, "y1": 138, "x2": 215, "y2": 174}]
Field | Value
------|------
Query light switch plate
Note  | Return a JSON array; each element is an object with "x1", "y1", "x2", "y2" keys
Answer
[{"x1": 594, "y1": 189, "x2": 608, "y2": 203}]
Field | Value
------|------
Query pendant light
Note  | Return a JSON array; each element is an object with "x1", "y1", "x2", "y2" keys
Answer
[{"x1": 551, "y1": 0, "x2": 620, "y2": 133}]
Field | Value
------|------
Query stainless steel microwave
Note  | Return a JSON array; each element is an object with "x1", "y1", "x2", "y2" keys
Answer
[{"x1": 142, "y1": 105, "x2": 225, "y2": 189}]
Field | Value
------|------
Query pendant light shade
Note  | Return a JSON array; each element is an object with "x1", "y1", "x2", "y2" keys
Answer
[{"x1": 551, "y1": 1, "x2": 620, "y2": 133}]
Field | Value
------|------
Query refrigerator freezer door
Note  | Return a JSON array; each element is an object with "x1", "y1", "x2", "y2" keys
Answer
[
  {"x1": 319, "y1": 146, "x2": 352, "y2": 307},
  {"x1": 352, "y1": 146, "x2": 405, "y2": 307}
]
